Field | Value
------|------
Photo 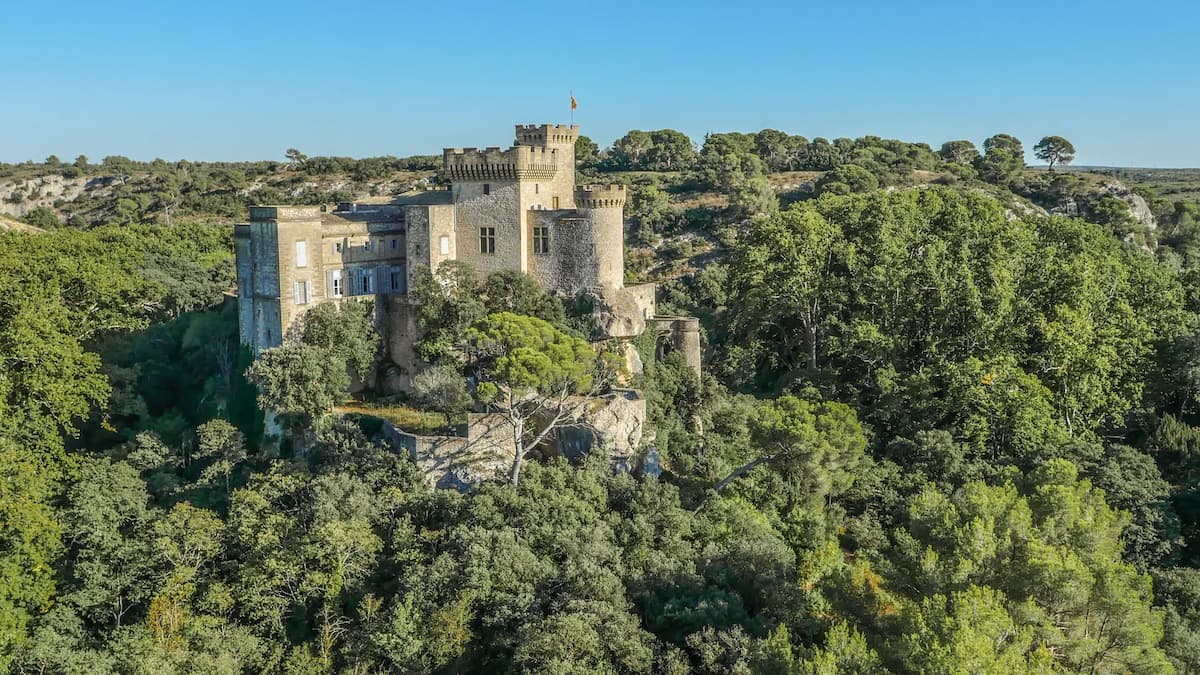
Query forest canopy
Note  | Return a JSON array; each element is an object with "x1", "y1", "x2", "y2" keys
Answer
[{"x1": 2, "y1": 127, "x2": 1200, "y2": 674}]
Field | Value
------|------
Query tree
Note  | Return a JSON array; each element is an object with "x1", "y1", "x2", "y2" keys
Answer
[
  {"x1": 975, "y1": 134, "x2": 1025, "y2": 184},
  {"x1": 20, "y1": 206, "x2": 60, "y2": 229},
  {"x1": 466, "y1": 312, "x2": 616, "y2": 485},
  {"x1": 245, "y1": 344, "x2": 350, "y2": 422},
  {"x1": 731, "y1": 173, "x2": 779, "y2": 218},
  {"x1": 0, "y1": 439, "x2": 63, "y2": 668},
  {"x1": 285, "y1": 148, "x2": 308, "y2": 165},
  {"x1": 728, "y1": 205, "x2": 842, "y2": 377},
  {"x1": 706, "y1": 395, "x2": 867, "y2": 513},
  {"x1": 73, "y1": 155, "x2": 89, "y2": 170},
  {"x1": 194, "y1": 419, "x2": 248, "y2": 497},
  {"x1": 575, "y1": 135, "x2": 599, "y2": 166},
  {"x1": 887, "y1": 460, "x2": 1171, "y2": 673},
  {"x1": 481, "y1": 270, "x2": 565, "y2": 324},
  {"x1": 410, "y1": 261, "x2": 485, "y2": 363},
  {"x1": 815, "y1": 164, "x2": 878, "y2": 195},
  {"x1": 411, "y1": 362, "x2": 472, "y2": 416},
  {"x1": 300, "y1": 300, "x2": 380, "y2": 381},
  {"x1": 1034, "y1": 135, "x2": 1076, "y2": 171},
  {"x1": 610, "y1": 130, "x2": 654, "y2": 170},
  {"x1": 646, "y1": 129, "x2": 697, "y2": 171},
  {"x1": 938, "y1": 140, "x2": 980, "y2": 165}
]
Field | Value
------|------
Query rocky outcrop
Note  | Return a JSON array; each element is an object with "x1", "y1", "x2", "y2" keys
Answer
[
  {"x1": 0, "y1": 174, "x2": 95, "y2": 218},
  {"x1": 592, "y1": 286, "x2": 647, "y2": 339},
  {"x1": 1099, "y1": 181, "x2": 1156, "y2": 231}
]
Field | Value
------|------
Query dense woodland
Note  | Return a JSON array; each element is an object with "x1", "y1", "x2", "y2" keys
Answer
[{"x1": 3, "y1": 129, "x2": 1200, "y2": 674}]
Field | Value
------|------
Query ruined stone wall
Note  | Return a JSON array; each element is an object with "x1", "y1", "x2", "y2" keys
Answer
[
  {"x1": 379, "y1": 413, "x2": 512, "y2": 489},
  {"x1": 653, "y1": 316, "x2": 702, "y2": 375},
  {"x1": 624, "y1": 282, "x2": 657, "y2": 321}
]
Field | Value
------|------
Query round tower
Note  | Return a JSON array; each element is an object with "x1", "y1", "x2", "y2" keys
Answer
[{"x1": 574, "y1": 184, "x2": 626, "y2": 289}]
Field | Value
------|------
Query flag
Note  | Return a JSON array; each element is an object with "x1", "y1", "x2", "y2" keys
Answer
[{"x1": 570, "y1": 95, "x2": 577, "y2": 110}]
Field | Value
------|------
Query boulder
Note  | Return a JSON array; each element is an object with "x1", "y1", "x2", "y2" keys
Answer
[{"x1": 593, "y1": 287, "x2": 646, "y2": 339}]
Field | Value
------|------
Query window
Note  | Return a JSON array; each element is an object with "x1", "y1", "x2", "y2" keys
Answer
[
  {"x1": 480, "y1": 227, "x2": 496, "y2": 254},
  {"x1": 552, "y1": 196, "x2": 559, "y2": 209},
  {"x1": 439, "y1": 235, "x2": 450, "y2": 255},
  {"x1": 390, "y1": 269, "x2": 404, "y2": 293},
  {"x1": 294, "y1": 280, "x2": 311, "y2": 305},
  {"x1": 483, "y1": 183, "x2": 490, "y2": 195},
  {"x1": 334, "y1": 241, "x2": 342, "y2": 253},
  {"x1": 364, "y1": 240, "x2": 373, "y2": 251},
  {"x1": 534, "y1": 183, "x2": 539, "y2": 194},
  {"x1": 360, "y1": 270, "x2": 373, "y2": 294},
  {"x1": 533, "y1": 226, "x2": 550, "y2": 255},
  {"x1": 390, "y1": 238, "x2": 397, "y2": 250},
  {"x1": 295, "y1": 240, "x2": 308, "y2": 267},
  {"x1": 330, "y1": 269, "x2": 343, "y2": 298}
]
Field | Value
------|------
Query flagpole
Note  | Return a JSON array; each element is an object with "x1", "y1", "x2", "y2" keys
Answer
[{"x1": 570, "y1": 89, "x2": 574, "y2": 126}]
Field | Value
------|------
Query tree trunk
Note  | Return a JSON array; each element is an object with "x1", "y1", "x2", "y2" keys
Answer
[
  {"x1": 713, "y1": 454, "x2": 776, "y2": 493},
  {"x1": 808, "y1": 325, "x2": 818, "y2": 372},
  {"x1": 509, "y1": 419, "x2": 524, "y2": 486}
]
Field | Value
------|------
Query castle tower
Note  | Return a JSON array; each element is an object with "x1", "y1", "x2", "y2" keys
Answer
[
  {"x1": 573, "y1": 184, "x2": 626, "y2": 289},
  {"x1": 513, "y1": 124, "x2": 579, "y2": 211},
  {"x1": 443, "y1": 124, "x2": 580, "y2": 278},
  {"x1": 234, "y1": 206, "x2": 326, "y2": 352}
]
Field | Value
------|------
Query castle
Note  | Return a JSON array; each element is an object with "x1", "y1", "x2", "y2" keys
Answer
[{"x1": 234, "y1": 123, "x2": 700, "y2": 384}]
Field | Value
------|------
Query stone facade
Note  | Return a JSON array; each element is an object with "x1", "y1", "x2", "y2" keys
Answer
[
  {"x1": 234, "y1": 123, "x2": 689, "y2": 371},
  {"x1": 233, "y1": 123, "x2": 701, "y2": 485}
]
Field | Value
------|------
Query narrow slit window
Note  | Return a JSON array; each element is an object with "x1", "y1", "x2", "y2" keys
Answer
[{"x1": 483, "y1": 183, "x2": 490, "y2": 195}]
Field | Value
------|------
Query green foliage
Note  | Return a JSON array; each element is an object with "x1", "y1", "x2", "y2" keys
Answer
[
  {"x1": 299, "y1": 299, "x2": 380, "y2": 381},
  {"x1": 480, "y1": 269, "x2": 566, "y2": 324},
  {"x1": 815, "y1": 164, "x2": 878, "y2": 195},
  {"x1": 938, "y1": 140, "x2": 981, "y2": 165},
  {"x1": 468, "y1": 312, "x2": 599, "y2": 399},
  {"x1": 20, "y1": 206, "x2": 61, "y2": 228},
  {"x1": 1034, "y1": 135, "x2": 1077, "y2": 171},
  {"x1": 411, "y1": 362, "x2": 473, "y2": 417},
  {"x1": 608, "y1": 129, "x2": 698, "y2": 171},
  {"x1": 726, "y1": 188, "x2": 1186, "y2": 448},
  {"x1": 976, "y1": 133, "x2": 1026, "y2": 184},
  {"x1": 246, "y1": 344, "x2": 350, "y2": 422},
  {"x1": 410, "y1": 260, "x2": 485, "y2": 363},
  {"x1": 8, "y1": 127, "x2": 1200, "y2": 673}
]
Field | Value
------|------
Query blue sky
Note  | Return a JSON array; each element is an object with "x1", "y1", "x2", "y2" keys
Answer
[{"x1": 3, "y1": 0, "x2": 1198, "y2": 166}]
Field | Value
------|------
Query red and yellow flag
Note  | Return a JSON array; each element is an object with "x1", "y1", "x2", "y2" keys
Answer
[{"x1": 570, "y1": 95, "x2": 577, "y2": 110}]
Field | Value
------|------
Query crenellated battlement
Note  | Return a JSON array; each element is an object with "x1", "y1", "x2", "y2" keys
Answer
[
  {"x1": 515, "y1": 123, "x2": 580, "y2": 147},
  {"x1": 443, "y1": 145, "x2": 560, "y2": 181},
  {"x1": 248, "y1": 205, "x2": 323, "y2": 222},
  {"x1": 574, "y1": 184, "x2": 626, "y2": 209}
]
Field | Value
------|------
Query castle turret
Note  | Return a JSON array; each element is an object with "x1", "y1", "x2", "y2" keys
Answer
[
  {"x1": 574, "y1": 184, "x2": 626, "y2": 289},
  {"x1": 514, "y1": 124, "x2": 579, "y2": 210}
]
